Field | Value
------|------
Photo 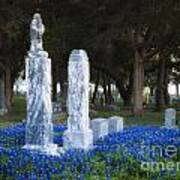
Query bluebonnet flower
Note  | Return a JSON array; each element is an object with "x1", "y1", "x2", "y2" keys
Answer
[{"x1": 0, "y1": 123, "x2": 179, "y2": 179}]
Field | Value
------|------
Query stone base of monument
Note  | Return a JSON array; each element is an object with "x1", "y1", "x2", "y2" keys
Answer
[
  {"x1": 108, "y1": 116, "x2": 123, "y2": 134},
  {"x1": 91, "y1": 118, "x2": 109, "y2": 142},
  {"x1": 23, "y1": 143, "x2": 60, "y2": 156},
  {"x1": 63, "y1": 129, "x2": 93, "y2": 150}
]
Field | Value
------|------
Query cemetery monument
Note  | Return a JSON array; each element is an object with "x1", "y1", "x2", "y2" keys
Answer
[
  {"x1": 23, "y1": 13, "x2": 58, "y2": 155},
  {"x1": 63, "y1": 50, "x2": 93, "y2": 150}
]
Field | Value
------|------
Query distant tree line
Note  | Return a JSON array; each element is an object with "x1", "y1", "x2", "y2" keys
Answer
[{"x1": 0, "y1": 0, "x2": 180, "y2": 114}]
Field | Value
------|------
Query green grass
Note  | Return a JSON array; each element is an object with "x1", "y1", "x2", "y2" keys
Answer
[
  {"x1": 0, "y1": 96, "x2": 179, "y2": 128},
  {"x1": 92, "y1": 109, "x2": 180, "y2": 127},
  {"x1": 0, "y1": 96, "x2": 179, "y2": 179},
  {"x1": 0, "y1": 96, "x2": 26, "y2": 128}
]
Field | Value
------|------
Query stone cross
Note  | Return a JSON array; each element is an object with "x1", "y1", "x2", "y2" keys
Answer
[
  {"x1": 63, "y1": 50, "x2": 93, "y2": 150},
  {"x1": 164, "y1": 108, "x2": 177, "y2": 128},
  {"x1": 23, "y1": 13, "x2": 58, "y2": 155}
]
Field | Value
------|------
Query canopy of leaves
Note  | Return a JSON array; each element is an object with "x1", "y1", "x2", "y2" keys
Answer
[{"x1": 0, "y1": 0, "x2": 180, "y2": 87}]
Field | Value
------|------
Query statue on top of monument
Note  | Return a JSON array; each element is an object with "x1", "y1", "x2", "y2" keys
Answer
[{"x1": 30, "y1": 13, "x2": 45, "y2": 52}]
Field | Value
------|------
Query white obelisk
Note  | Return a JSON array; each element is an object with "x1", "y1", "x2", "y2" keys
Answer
[
  {"x1": 63, "y1": 50, "x2": 93, "y2": 150},
  {"x1": 23, "y1": 13, "x2": 58, "y2": 155}
]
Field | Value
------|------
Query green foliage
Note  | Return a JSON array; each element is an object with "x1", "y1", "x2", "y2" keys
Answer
[
  {"x1": 51, "y1": 150, "x2": 180, "y2": 179},
  {"x1": 1, "y1": 0, "x2": 180, "y2": 83},
  {"x1": 0, "y1": 96, "x2": 26, "y2": 127},
  {"x1": 12, "y1": 96, "x2": 26, "y2": 116},
  {"x1": 16, "y1": 162, "x2": 33, "y2": 175},
  {"x1": 0, "y1": 155, "x2": 9, "y2": 165},
  {"x1": 0, "y1": 174, "x2": 14, "y2": 180},
  {"x1": 0, "y1": 98, "x2": 178, "y2": 178},
  {"x1": 0, "y1": 95, "x2": 180, "y2": 128}
]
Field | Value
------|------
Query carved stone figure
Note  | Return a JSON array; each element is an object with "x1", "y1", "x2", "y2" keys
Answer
[{"x1": 30, "y1": 13, "x2": 45, "y2": 52}]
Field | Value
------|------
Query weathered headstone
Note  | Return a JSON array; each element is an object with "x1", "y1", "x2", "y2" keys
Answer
[
  {"x1": 150, "y1": 96, "x2": 155, "y2": 105},
  {"x1": 23, "y1": 13, "x2": 58, "y2": 155},
  {"x1": 108, "y1": 116, "x2": 123, "y2": 134},
  {"x1": 52, "y1": 102, "x2": 62, "y2": 114},
  {"x1": 52, "y1": 102, "x2": 62, "y2": 121},
  {"x1": 164, "y1": 108, "x2": 177, "y2": 128},
  {"x1": 63, "y1": 50, "x2": 93, "y2": 150},
  {"x1": 91, "y1": 118, "x2": 108, "y2": 142}
]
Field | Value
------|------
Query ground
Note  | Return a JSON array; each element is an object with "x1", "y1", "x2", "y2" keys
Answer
[
  {"x1": 0, "y1": 96, "x2": 26, "y2": 128},
  {"x1": 1, "y1": 96, "x2": 179, "y2": 128},
  {"x1": 0, "y1": 96, "x2": 179, "y2": 180}
]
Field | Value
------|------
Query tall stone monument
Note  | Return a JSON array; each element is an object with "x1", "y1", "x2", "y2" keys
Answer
[
  {"x1": 63, "y1": 50, "x2": 93, "y2": 150},
  {"x1": 23, "y1": 14, "x2": 58, "y2": 155}
]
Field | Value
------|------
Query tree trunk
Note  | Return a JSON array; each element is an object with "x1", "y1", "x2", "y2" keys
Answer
[
  {"x1": 107, "y1": 79, "x2": 113, "y2": 105},
  {"x1": 116, "y1": 79, "x2": 132, "y2": 106},
  {"x1": 176, "y1": 83, "x2": 179, "y2": 97},
  {"x1": 103, "y1": 76, "x2": 108, "y2": 105},
  {"x1": 52, "y1": 79, "x2": 57, "y2": 102},
  {"x1": 52, "y1": 64, "x2": 58, "y2": 102},
  {"x1": 164, "y1": 86, "x2": 169, "y2": 106},
  {"x1": 61, "y1": 82, "x2": 68, "y2": 100},
  {"x1": 59, "y1": 76, "x2": 65, "y2": 97},
  {"x1": 155, "y1": 56, "x2": 166, "y2": 110},
  {"x1": 132, "y1": 48, "x2": 144, "y2": 115},
  {"x1": 129, "y1": 30, "x2": 145, "y2": 115},
  {"x1": 164, "y1": 67, "x2": 169, "y2": 106},
  {"x1": 150, "y1": 86, "x2": 154, "y2": 96},
  {"x1": 0, "y1": 73, "x2": 6, "y2": 113},
  {"x1": 91, "y1": 71, "x2": 100, "y2": 104},
  {"x1": 5, "y1": 67, "x2": 12, "y2": 112}
]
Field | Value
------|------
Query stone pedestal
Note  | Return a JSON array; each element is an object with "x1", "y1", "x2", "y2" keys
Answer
[
  {"x1": 108, "y1": 116, "x2": 123, "y2": 134},
  {"x1": 23, "y1": 13, "x2": 58, "y2": 155},
  {"x1": 91, "y1": 118, "x2": 108, "y2": 142},
  {"x1": 63, "y1": 50, "x2": 93, "y2": 150}
]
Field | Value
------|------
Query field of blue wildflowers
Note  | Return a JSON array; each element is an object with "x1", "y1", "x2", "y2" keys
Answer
[{"x1": 0, "y1": 123, "x2": 179, "y2": 180}]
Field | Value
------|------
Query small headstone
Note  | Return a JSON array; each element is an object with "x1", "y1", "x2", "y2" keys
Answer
[
  {"x1": 164, "y1": 108, "x2": 177, "y2": 128},
  {"x1": 108, "y1": 116, "x2": 123, "y2": 134},
  {"x1": 52, "y1": 102, "x2": 62, "y2": 114},
  {"x1": 52, "y1": 102, "x2": 62, "y2": 121},
  {"x1": 91, "y1": 118, "x2": 108, "y2": 142},
  {"x1": 150, "y1": 96, "x2": 155, "y2": 105},
  {"x1": 0, "y1": 109, "x2": 8, "y2": 116}
]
